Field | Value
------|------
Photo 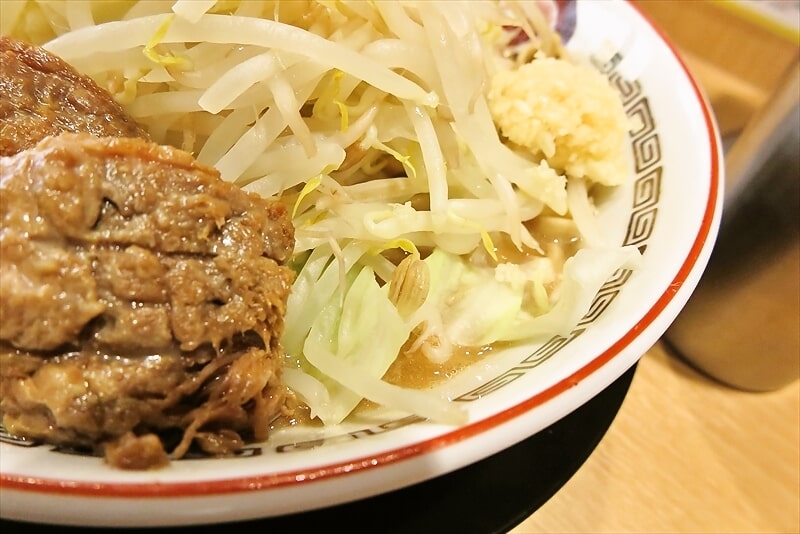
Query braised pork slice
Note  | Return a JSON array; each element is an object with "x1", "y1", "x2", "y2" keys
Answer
[
  {"x1": 0, "y1": 36, "x2": 149, "y2": 156},
  {"x1": 0, "y1": 133, "x2": 295, "y2": 469}
]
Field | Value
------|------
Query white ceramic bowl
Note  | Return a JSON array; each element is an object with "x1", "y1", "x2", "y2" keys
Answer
[{"x1": 0, "y1": 0, "x2": 723, "y2": 527}]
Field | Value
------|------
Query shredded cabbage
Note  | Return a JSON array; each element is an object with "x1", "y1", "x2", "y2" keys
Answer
[
  {"x1": 300, "y1": 263, "x2": 465, "y2": 425},
  {"x1": 4, "y1": 0, "x2": 637, "y2": 428}
]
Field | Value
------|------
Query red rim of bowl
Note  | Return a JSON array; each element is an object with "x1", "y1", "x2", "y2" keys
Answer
[{"x1": 1, "y1": 0, "x2": 722, "y2": 499}]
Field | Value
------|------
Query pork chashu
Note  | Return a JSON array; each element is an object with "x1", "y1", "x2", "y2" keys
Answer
[
  {"x1": 0, "y1": 133, "x2": 295, "y2": 469},
  {"x1": 0, "y1": 35, "x2": 150, "y2": 156}
]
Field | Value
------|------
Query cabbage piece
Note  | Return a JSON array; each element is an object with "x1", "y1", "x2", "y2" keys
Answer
[
  {"x1": 284, "y1": 257, "x2": 468, "y2": 426},
  {"x1": 299, "y1": 264, "x2": 412, "y2": 425},
  {"x1": 497, "y1": 246, "x2": 642, "y2": 341},
  {"x1": 281, "y1": 241, "x2": 369, "y2": 358},
  {"x1": 423, "y1": 249, "x2": 524, "y2": 348},
  {"x1": 420, "y1": 246, "x2": 642, "y2": 349},
  {"x1": 302, "y1": 337, "x2": 468, "y2": 426}
]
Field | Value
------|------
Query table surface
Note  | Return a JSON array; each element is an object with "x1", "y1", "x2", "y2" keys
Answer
[{"x1": 509, "y1": 340, "x2": 800, "y2": 534}]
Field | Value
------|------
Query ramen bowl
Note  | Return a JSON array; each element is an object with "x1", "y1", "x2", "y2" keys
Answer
[{"x1": 0, "y1": 0, "x2": 723, "y2": 527}]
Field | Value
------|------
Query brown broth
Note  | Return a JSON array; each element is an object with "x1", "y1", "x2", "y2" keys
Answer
[
  {"x1": 382, "y1": 340, "x2": 495, "y2": 389},
  {"x1": 269, "y1": 394, "x2": 320, "y2": 431},
  {"x1": 352, "y1": 341, "x2": 495, "y2": 414}
]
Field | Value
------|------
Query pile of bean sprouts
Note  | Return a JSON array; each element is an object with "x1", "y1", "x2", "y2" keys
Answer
[{"x1": 2, "y1": 0, "x2": 638, "y2": 426}]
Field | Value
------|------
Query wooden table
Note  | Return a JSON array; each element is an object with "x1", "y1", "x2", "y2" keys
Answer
[{"x1": 511, "y1": 341, "x2": 800, "y2": 533}]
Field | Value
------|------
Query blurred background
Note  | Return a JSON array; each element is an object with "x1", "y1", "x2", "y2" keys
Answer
[
  {"x1": 641, "y1": 0, "x2": 800, "y2": 393},
  {"x1": 634, "y1": 0, "x2": 798, "y2": 142},
  {"x1": 633, "y1": 0, "x2": 799, "y2": 393}
]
